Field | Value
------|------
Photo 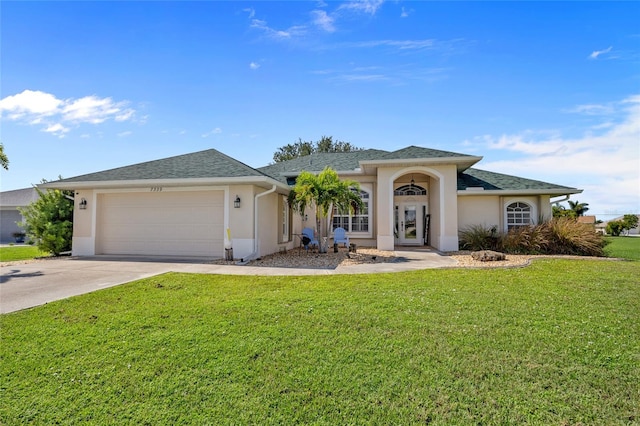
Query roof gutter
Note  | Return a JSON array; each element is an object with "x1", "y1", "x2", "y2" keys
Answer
[
  {"x1": 238, "y1": 184, "x2": 278, "y2": 264},
  {"x1": 551, "y1": 194, "x2": 571, "y2": 205}
]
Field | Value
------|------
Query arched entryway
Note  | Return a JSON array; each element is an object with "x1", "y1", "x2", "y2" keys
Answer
[{"x1": 393, "y1": 177, "x2": 429, "y2": 246}]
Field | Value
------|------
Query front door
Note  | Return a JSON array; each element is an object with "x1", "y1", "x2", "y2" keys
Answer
[{"x1": 395, "y1": 203, "x2": 423, "y2": 245}]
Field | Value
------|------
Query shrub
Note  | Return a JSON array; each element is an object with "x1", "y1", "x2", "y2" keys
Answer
[
  {"x1": 543, "y1": 217, "x2": 607, "y2": 257},
  {"x1": 19, "y1": 187, "x2": 73, "y2": 255},
  {"x1": 460, "y1": 218, "x2": 607, "y2": 257},
  {"x1": 606, "y1": 221, "x2": 624, "y2": 237},
  {"x1": 459, "y1": 224, "x2": 501, "y2": 251},
  {"x1": 502, "y1": 225, "x2": 548, "y2": 254}
]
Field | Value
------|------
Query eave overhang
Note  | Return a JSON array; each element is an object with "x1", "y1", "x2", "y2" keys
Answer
[
  {"x1": 457, "y1": 188, "x2": 583, "y2": 196},
  {"x1": 39, "y1": 176, "x2": 291, "y2": 193},
  {"x1": 359, "y1": 156, "x2": 483, "y2": 174}
]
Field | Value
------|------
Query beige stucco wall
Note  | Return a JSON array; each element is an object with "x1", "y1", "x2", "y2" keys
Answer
[
  {"x1": 376, "y1": 164, "x2": 459, "y2": 251},
  {"x1": 71, "y1": 190, "x2": 96, "y2": 255},
  {"x1": 458, "y1": 194, "x2": 553, "y2": 234},
  {"x1": 458, "y1": 195, "x2": 501, "y2": 230}
]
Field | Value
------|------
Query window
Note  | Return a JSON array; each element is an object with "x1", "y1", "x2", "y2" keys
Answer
[
  {"x1": 279, "y1": 196, "x2": 291, "y2": 243},
  {"x1": 394, "y1": 184, "x2": 427, "y2": 196},
  {"x1": 506, "y1": 202, "x2": 531, "y2": 230},
  {"x1": 332, "y1": 189, "x2": 370, "y2": 233}
]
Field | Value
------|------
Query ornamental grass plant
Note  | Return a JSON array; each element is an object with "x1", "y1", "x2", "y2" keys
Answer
[{"x1": 460, "y1": 218, "x2": 607, "y2": 256}]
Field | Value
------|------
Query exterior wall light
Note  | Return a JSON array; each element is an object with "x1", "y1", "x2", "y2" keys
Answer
[
  {"x1": 79, "y1": 198, "x2": 88, "y2": 210},
  {"x1": 234, "y1": 195, "x2": 241, "y2": 208}
]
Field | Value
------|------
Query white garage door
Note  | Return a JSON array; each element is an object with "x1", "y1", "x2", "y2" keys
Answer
[{"x1": 96, "y1": 191, "x2": 224, "y2": 257}]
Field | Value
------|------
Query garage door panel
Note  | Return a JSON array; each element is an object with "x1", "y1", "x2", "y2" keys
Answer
[{"x1": 97, "y1": 191, "x2": 224, "y2": 257}]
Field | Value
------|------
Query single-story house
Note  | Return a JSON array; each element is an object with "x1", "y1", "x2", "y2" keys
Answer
[
  {"x1": 599, "y1": 214, "x2": 640, "y2": 235},
  {"x1": 0, "y1": 187, "x2": 39, "y2": 243},
  {"x1": 42, "y1": 146, "x2": 582, "y2": 258}
]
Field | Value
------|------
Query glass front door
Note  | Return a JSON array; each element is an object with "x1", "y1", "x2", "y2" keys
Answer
[{"x1": 395, "y1": 203, "x2": 423, "y2": 245}]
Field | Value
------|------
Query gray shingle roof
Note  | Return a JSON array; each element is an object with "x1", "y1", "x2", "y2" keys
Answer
[
  {"x1": 57, "y1": 149, "x2": 268, "y2": 183},
  {"x1": 257, "y1": 149, "x2": 389, "y2": 182},
  {"x1": 47, "y1": 145, "x2": 579, "y2": 195},
  {"x1": 381, "y1": 145, "x2": 476, "y2": 160},
  {"x1": 0, "y1": 187, "x2": 39, "y2": 207},
  {"x1": 458, "y1": 168, "x2": 579, "y2": 192}
]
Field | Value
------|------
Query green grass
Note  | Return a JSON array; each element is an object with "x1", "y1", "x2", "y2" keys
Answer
[
  {"x1": 0, "y1": 245, "x2": 49, "y2": 262},
  {"x1": 2, "y1": 260, "x2": 639, "y2": 424},
  {"x1": 605, "y1": 236, "x2": 640, "y2": 260}
]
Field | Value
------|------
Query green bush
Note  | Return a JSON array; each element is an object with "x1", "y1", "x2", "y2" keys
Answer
[
  {"x1": 606, "y1": 220, "x2": 624, "y2": 236},
  {"x1": 19, "y1": 187, "x2": 73, "y2": 255}
]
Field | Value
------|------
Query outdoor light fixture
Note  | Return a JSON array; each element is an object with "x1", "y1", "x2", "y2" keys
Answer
[
  {"x1": 234, "y1": 195, "x2": 241, "y2": 208},
  {"x1": 410, "y1": 175, "x2": 415, "y2": 187},
  {"x1": 79, "y1": 198, "x2": 88, "y2": 210}
]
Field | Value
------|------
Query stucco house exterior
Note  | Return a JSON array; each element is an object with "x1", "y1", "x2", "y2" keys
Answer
[
  {"x1": 43, "y1": 146, "x2": 581, "y2": 259},
  {"x1": 0, "y1": 187, "x2": 39, "y2": 243}
]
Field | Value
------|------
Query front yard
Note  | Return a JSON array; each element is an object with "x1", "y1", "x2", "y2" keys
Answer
[{"x1": 1, "y1": 258, "x2": 638, "y2": 424}]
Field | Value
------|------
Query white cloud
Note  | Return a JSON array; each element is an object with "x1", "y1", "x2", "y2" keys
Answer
[
  {"x1": 243, "y1": 7, "x2": 255, "y2": 19},
  {"x1": 43, "y1": 123, "x2": 70, "y2": 137},
  {"x1": 117, "y1": 131, "x2": 132, "y2": 138},
  {"x1": 338, "y1": 0, "x2": 385, "y2": 15},
  {"x1": 589, "y1": 46, "x2": 613, "y2": 59},
  {"x1": 0, "y1": 89, "x2": 137, "y2": 136},
  {"x1": 249, "y1": 62, "x2": 261, "y2": 70},
  {"x1": 250, "y1": 19, "x2": 306, "y2": 40},
  {"x1": 474, "y1": 95, "x2": 640, "y2": 216},
  {"x1": 0, "y1": 90, "x2": 62, "y2": 119},
  {"x1": 311, "y1": 10, "x2": 335, "y2": 33},
  {"x1": 400, "y1": 7, "x2": 410, "y2": 18},
  {"x1": 565, "y1": 103, "x2": 614, "y2": 115},
  {"x1": 202, "y1": 128, "x2": 222, "y2": 138}
]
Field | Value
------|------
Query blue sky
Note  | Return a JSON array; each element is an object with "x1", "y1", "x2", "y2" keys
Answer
[{"x1": 1, "y1": 1, "x2": 638, "y2": 219}]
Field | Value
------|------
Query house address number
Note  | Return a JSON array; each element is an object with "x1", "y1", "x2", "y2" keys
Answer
[{"x1": 150, "y1": 187, "x2": 163, "y2": 192}]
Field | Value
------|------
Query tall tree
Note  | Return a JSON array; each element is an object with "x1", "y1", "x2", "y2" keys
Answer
[
  {"x1": 0, "y1": 142, "x2": 8, "y2": 170},
  {"x1": 273, "y1": 136, "x2": 363, "y2": 163},
  {"x1": 288, "y1": 167, "x2": 363, "y2": 252},
  {"x1": 567, "y1": 200, "x2": 590, "y2": 216}
]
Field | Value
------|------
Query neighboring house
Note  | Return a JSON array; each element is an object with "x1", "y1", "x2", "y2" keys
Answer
[
  {"x1": 601, "y1": 214, "x2": 640, "y2": 235},
  {"x1": 0, "y1": 187, "x2": 39, "y2": 243},
  {"x1": 577, "y1": 215, "x2": 597, "y2": 226},
  {"x1": 42, "y1": 146, "x2": 581, "y2": 258}
]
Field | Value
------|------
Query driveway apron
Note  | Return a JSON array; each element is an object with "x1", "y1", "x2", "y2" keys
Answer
[{"x1": 1, "y1": 251, "x2": 456, "y2": 314}]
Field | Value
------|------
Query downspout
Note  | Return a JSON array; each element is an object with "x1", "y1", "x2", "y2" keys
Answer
[
  {"x1": 551, "y1": 194, "x2": 571, "y2": 205},
  {"x1": 238, "y1": 185, "x2": 277, "y2": 264}
]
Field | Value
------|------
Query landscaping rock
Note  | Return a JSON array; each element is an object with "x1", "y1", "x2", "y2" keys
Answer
[{"x1": 471, "y1": 250, "x2": 506, "y2": 262}]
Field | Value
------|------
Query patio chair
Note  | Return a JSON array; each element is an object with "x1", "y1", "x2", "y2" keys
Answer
[
  {"x1": 333, "y1": 227, "x2": 349, "y2": 248},
  {"x1": 301, "y1": 227, "x2": 319, "y2": 252}
]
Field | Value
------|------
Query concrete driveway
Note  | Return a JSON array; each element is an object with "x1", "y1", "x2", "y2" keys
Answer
[{"x1": 1, "y1": 251, "x2": 456, "y2": 314}]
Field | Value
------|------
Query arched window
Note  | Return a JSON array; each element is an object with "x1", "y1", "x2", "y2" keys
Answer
[
  {"x1": 394, "y1": 184, "x2": 427, "y2": 196},
  {"x1": 332, "y1": 189, "x2": 370, "y2": 233},
  {"x1": 506, "y1": 202, "x2": 532, "y2": 230}
]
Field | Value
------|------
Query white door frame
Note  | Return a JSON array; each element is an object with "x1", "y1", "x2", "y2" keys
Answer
[{"x1": 395, "y1": 202, "x2": 428, "y2": 245}]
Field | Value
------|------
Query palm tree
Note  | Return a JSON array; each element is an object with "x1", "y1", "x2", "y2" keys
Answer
[
  {"x1": 288, "y1": 167, "x2": 363, "y2": 252},
  {"x1": 567, "y1": 200, "x2": 590, "y2": 216}
]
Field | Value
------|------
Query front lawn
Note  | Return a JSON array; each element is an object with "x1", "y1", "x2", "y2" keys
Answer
[
  {"x1": 0, "y1": 245, "x2": 49, "y2": 262},
  {"x1": 1, "y1": 260, "x2": 638, "y2": 424},
  {"x1": 605, "y1": 236, "x2": 640, "y2": 260}
]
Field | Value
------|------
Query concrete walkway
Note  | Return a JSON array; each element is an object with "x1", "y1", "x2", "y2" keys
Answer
[{"x1": 1, "y1": 249, "x2": 456, "y2": 314}]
